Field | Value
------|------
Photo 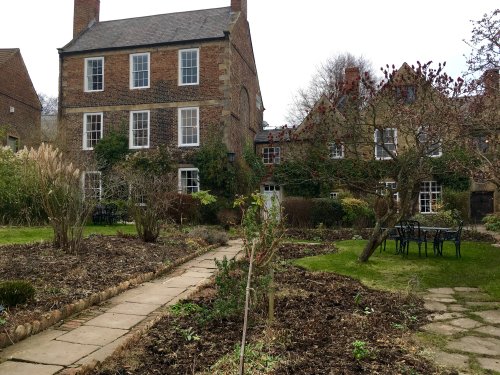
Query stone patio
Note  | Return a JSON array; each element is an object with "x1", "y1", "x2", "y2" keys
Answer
[{"x1": 421, "y1": 286, "x2": 500, "y2": 373}]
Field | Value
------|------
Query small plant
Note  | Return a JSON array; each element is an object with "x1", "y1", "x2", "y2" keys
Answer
[
  {"x1": 188, "y1": 226, "x2": 228, "y2": 246},
  {"x1": 170, "y1": 301, "x2": 204, "y2": 317},
  {"x1": 352, "y1": 340, "x2": 371, "y2": 361},
  {"x1": 0, "y1": 304, "x2": 6, "y2": 326},
  {"x1": 354, "y1": 292, "x2": 362, "y2": 306},
  {"x1": 363, "y1": 306, "x2": 375, "y2": 315},
  {"x1": 391, "y1": 323, "x2": 405, "y2": 330},
  {"x1": 483, "y1": 213, "x2": 500, "y2": 232},
  {"x1": 177, "y1": 326, "x2": 200, "y2": 342},
  {"x1": 0, "y1": 280, "x2": 35, "y2": 307}
]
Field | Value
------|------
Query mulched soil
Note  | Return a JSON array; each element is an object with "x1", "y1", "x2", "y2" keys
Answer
[
  {"x1": 90, "y1": 243, "x2": 454, "y2": 375},
  {"x1": 0, "y1": 234, "x2": 200, "y2": 331}
]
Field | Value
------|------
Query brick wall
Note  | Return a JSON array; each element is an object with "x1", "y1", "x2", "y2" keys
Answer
[{"x1": 0, "y1": 50, "x2": 41, "y2": 148}]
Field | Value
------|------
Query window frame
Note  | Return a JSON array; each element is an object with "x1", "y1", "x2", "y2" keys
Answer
[
  {"x1": 82, "y1": 171, "x2": 102, "y2": 201},
  {"x1": 130, "y1": 52, "x2": 150, "y2": 89},
  {"x1": 262, "y1": 147, "x2": 281, "y2": 165},
  {"x1": 179, "y1": 48, "x2": 200, "y2": 86},
  {"x1": 178, "y1": 107, "x2": 200, "y2": 147},
  {"x1": 83, "y1": 112, "x2": 103, "y2": 150},
  {"x1": 419, "y1": 181, "x2": 442, "y2": 213},
  {"x1": 178, "y1": 168, "x2": 200, "y2": 193},
  {"x1": 329, "y1": 142, "x2": 344, "y2": 159},
  {"x1": 418, "y1": 126, "x2": 442, "y2": 157},
  {"x1": 7, "y1": 136, "x2": 19, "y2": 152},
  {"x1": 374, "y1": 128, "x2": 397, "y2": 160},
  {"x1": 129, "y1": 110, "x2": 150, "y2": 149},
  {"x1": 84, "y1": 57, "x2": 104, "y2": 92}
]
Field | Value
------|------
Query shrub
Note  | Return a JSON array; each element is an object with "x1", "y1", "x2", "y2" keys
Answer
[
  {"x1": 311, "y1": 198, "x2": 344, "y2": 228},
  {"x1": 166, "y1": 193, "x2": 201, "y2": 225},
  {"x1": 216, "y1": 208, "x2": 241, "y2": 229},
  {"x1": 443, "y1": 189, "x2": 470, "y2": 222},
  {"x1": 341, "y1": 198, "x2": 375, "y2": 228},
  {"x1": 283, "y1": 197, "x2": 313, "y2": 228},
  {"x1": 412, "y1": 210, "x2": 459, "y2": 227},
  {"x1": 188, "y1": 226, "x2": 229, "y2": 246},
  {"x1": 483, "y1": 213, "x2": 500, "y2": 232},
  {"x1": 0, "y1": 280, "x2": 35, "y2": 307}
]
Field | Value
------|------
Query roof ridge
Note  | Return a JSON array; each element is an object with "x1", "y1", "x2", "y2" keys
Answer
[{"x1": 97, "y1": 6, "x2": 231, "y2": 25}]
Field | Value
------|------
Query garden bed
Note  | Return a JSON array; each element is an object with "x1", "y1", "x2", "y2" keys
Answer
[
  {"x1": 0, "y1": 233, "x2": 205, "y2": 339},
  {"x1": 88, "y1": 243, "x2": 452, "y2": 375}
]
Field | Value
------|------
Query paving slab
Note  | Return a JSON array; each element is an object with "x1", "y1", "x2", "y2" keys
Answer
[
  {"x1": 56, "y1": 325, "x2": 128, "y2": 346},
  {"x1": 181, "y1": 270, "x2": 214, "y2": 278},
  {"x1": 106, "y1": 302, "x2": 161, "y2": 316},
  {"x1": 446, "y1": 336, "x2": 500, "y2": 356},
  {"x1": 428, "y1": 312, "x2": 464, "y2": 322},
  {"x1": 77, "y1": 334, "x2": 133, "y2": 366},
  {"x1": 193, "y1": 260, "x2": 219, "y2": 269},
  {"x1": 473, "y1": 310, "x2": 500, "y2": 325},
  {"x1": 424, "y1": 301, "x2": 448, "y2": 312},
  {"x1": 9, "y1": 340, "x2": 99, "y2": 366},
  {"x1": 135, "y1": 283, "x2": 188, "y2": 296},
  {"x1": 454, "y1": 287, "x2": 480, "y2": 292},
  {"x1": 85, "y1": 313, "x2": 145, "y2": 330},
  {"x1": 0, "y1": 361, "x2": 63, "y2": 375},
  {"x1": 124, "y1": 291, "x2": 181, "y2": 305},
  {"x1": 448, "y1": 318, "x2": 484, "y2": 329},
  {"x1": 432, "y1": 351, "x2": 469, "y2": 370},
  {"x1": 428, "y1": 288, "x2": 455, "y2": 295},
  {"x1": 423, "y1": 295, "x2": 457, "y2": 303},
  {"x1": 448, "y1": 304, "x2": 469, "y2": 312},
  {"x1": 477, "y1": 357, "x2": 500, "y2": 373},
  {"x1": 474, "y1": 325, "x2": 500, "y2": 338},
  {"x1": 421, "y1": 322, "x2": 467, "y2": 336},
  {"x1": 160, "y1": 276, "x2": 204, "y2": 288},
  {"x1": 0, "y1": 329, "x2": 66, "y2": 360}
]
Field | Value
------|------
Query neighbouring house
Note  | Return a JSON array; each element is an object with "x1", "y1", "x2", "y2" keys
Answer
[
  {"x1": 0, "y1": 49, "x2": 41, "y2": 151},
  {"x1": 41, "y1": 114, "x2": 58, "y2": 143},
  {"x1": 463, "y1": 68, "x2": 499, "y2": 222},
  {"x1": 264, "y1": 63, "x2": 498, "y2": 220},
  {"x1": 58, "y1": 0, "x2": 263, "y2": 198}
]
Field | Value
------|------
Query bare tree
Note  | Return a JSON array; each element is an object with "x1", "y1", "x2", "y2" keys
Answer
[
  {"x1": 37, "y1": 93, "x2": 58, "y2": 115},
  {"x1": 464, "y1": 9, "x2": 499, "y2": 76},
  {"x1": 286, "y1": 52, "x2": 376, "y2": 126}
]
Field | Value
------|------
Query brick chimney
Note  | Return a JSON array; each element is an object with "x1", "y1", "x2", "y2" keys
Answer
[
  {"x1": 483, "y1": 68, "x2": 499, "y2": 97},
  {"x1": 231, "y1": 0, "x2": 247, "y2": 18},
  {"x1": 73, "y1": 0, "x2": 100, "y2": 38},
  {"x1": 344, "y1": 67, "x2": 360, "y2": 96}
]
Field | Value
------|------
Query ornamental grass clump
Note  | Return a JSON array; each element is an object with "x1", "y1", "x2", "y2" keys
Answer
[{"x1": 21, "y1": 144, "x2": 94, "y2": 253}]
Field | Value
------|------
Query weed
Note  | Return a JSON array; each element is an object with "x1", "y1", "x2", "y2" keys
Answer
[
  {"x1": 177, "y1": 326, "x2": 200, "y2": 342},
  {"x1": 354, "y1": 292, "x2": 362, "y2": 306},
  {"x1": 363, "y1": 306, "x2": 375, "y2": 315},
  {"x1": 170, "y1": 301, "x2": 204, "y2": 317},
  {"x1": 391, "y1": 323, "x2": 405, "y2": 330},
  {"x1": 352, "y1": 340, "x2": 371, "y2": 361}
]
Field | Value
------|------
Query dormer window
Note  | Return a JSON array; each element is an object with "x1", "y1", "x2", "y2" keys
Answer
[{"x1": 329, "y1": 142, "x2": 344, "y2": 159}]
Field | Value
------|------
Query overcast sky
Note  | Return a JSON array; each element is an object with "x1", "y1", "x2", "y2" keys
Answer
[{"x1": 1, "y1": 0, "x2": 497, "y2": 127}]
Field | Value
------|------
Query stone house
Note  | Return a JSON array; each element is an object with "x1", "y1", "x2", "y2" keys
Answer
[
  {"x1": 58, "y1": 0, "x2": 263, "y2": 197},
  {"x1": 260, "y1": 64, "x2": 499, "y2": 220},
  {"x1": 0, "y1": 49, "x2": 41, "y2": 151}
]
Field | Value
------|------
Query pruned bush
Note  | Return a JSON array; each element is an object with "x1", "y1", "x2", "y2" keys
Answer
[
  {"x1": 312, "y1": 198, "x2": 344, "y2": 228},
  {"x1": 216, "y1": 208, "x2": 241, "y2": 229},
  {"x1": 443, "y1": 189, "x2": 470, "y2": 222},
  {"x1": 166, "y1": 193, "x2": 201, "y2": 224},
  {"x1": 412, "y1": 210, "x2": 459, "y2": 228},
  {"x1": 283, "y1": 197, "x2": 313, "y2": 228},
  {"x1": 341, "y1": 198, "x2": 375, "y2": 228},
  {"x1": 188, "y1": 226, "x2": 229, "y2": 246},
  {"x1": 0, "y1": 280, "x2": 35, "y2": 307},
  {"x1": 483, "y1": 213, "x2": 500, "y2": 232}
]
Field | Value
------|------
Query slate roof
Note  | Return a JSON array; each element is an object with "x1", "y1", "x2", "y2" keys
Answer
[
  {"x1": 255, "y1": 129, "x2": 293, "y2": 144},
  {"x1": 0, "y1": 49, "x2": 18, "y2": 66},
  {"x1": 61, "y1": 7, "x2": 233, "y2": 54}
]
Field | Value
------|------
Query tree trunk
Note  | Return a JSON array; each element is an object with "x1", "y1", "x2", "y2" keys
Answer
[{"x1": 358, "y1": 223, "x2": 385, "y2": 262}]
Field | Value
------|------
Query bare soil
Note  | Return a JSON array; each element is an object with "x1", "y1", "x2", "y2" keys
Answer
[
  {"x1": 90, "y1": 243, "x2": 454, "y2": 375},
  {"x1": 0, "y1": 234, "x2": 200, "y2": 331}
]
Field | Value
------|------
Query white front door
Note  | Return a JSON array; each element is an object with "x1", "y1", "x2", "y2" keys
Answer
[{"x1": 261, "y1": 184, "x2": 282, "y2": 219}]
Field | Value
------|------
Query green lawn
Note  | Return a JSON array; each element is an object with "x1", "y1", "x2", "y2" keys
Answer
[
  {"x1": 294, "y1": 240, "x2": 500, "y2": 299},
  {"x1": 0, "y1": 224, "x2": 137, "y2": 245}
]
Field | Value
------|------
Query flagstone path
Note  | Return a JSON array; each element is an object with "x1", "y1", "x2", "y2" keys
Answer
[
  {"x1": 421, "y1": 287, "x2": 500, "y2": 374},
  {"x1": 0, "y1": 239, "x2": 243, "y2": 375}
]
